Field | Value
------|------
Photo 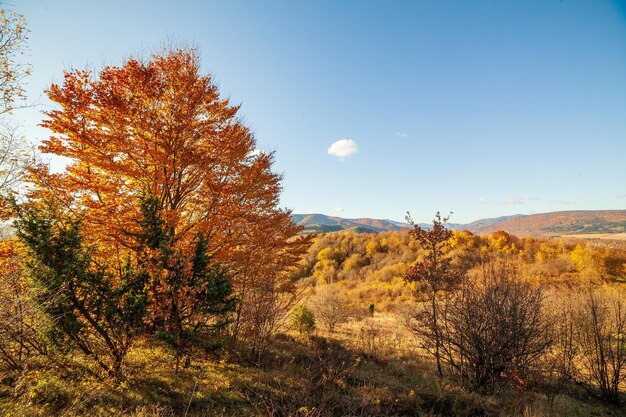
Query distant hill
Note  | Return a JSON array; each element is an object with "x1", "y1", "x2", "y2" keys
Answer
[
  {"x1": 292, "y1": 210, "x2": 626, "y2": 238},
  {"x1": 463, "y1": 210, "x2": 626, "y2": 237},
  {"x1": 292, "y1": 213, "x2": 411, "y2": 234},
  {"x1": 455, "y1": 215, "x2": 520, "y2": 233}
]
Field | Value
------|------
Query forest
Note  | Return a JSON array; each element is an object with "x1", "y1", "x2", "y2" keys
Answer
[{"x1": 0, "y1": 6, "x2": 625, "y2": 417}]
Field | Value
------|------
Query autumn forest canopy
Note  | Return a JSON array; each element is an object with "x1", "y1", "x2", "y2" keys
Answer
[{"x1": 0, "y1": 6, "x2": 625, "y2": 417}]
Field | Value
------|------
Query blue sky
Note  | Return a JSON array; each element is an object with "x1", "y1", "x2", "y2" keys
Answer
[{"x1": 13, "y1": 0, "x2": 626, "y2": 223}]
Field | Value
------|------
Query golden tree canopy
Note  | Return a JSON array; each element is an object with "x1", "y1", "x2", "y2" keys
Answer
[{"x1": 33, "y1": 48, "x2": 306, "y2": 277}]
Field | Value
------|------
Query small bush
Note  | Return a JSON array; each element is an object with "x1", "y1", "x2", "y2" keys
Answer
[{"x1": 291, "y1": 304, "x2": 316, "y2": 335}]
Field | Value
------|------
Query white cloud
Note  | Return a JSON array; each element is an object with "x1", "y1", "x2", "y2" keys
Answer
[
  {"x1": 617, "y1": 193, "x2": 626, "y2": 199},
  {"x1": 560, "y1": 199, "x2": 576, "y2": 205},
  {"x1": 328, "y1": 139, "x2": 358, "y2": 160},
  {"x1": 333, "y1": 207, "x2": 344, "y2": 214},
  {"x1": 476, "y1": 197, "x2": 489, "y2": 204},
  {"x1": 395, "y1": 131, "x2": 407, "y2": 139},
  {"x1": 502, "y1": 195, "x2": 528, "y2": 205}
]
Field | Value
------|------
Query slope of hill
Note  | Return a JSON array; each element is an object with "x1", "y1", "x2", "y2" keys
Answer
[
  {"x1": 456, "y1": 215, "x2": 520, "y2": 233},
  {"x1": 293, "y1": 210, "x2": 626, "y2": 238},
  {"x1": 471, "y1": 210, "x2": 626, "y2": 237},
  {"x1": 292, "y1": 213, "x2": 411, "y2": 234}
]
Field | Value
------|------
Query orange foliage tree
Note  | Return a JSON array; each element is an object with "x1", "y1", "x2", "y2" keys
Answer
[{"x1": 25, "y1": 49, "x2": 309, "y2": 362}]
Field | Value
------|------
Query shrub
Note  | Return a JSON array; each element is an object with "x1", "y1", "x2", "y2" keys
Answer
[
  {"x1": 291, "y1": 304, "x2": 316, "y2": 335},
  {"x1": 558, "y1": 287, "x2": 626, "y2": 403},
  {"x1": 313, "y1": 288, "x2": 351, "y2": 333},
  {"x1": 409, "y1": 260, "x2": 552, "y2": 390}
]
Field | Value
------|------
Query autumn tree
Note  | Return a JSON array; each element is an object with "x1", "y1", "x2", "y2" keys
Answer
[
  {"x1": 448, "y1": 230, "x2": 483, "y2": 271},
  {"x1": 404, "y1": 212, "x2": 464, "y2": 376},
  {"x1": 0, "y1": 7, "x2": 32, "y2": 209},
  {"x1": 313, "y1": 288, "x2": 351, "y2": 333},
  {"x1": 0, "y1": 7, "x2": 30, "y2": 115},
  {"x1": 313, "y1": 247, "x2": 341, "y2": 284},
  {"x1": 569, "y1": 244, "x2": 606, "y2": 282},
  {"x1": 488, "y1": 230, "x2": 520, "y2": 254},
  {"x1": 25, "y1": 48, "x2": 309, "y2": 363},
  {"x1": 0, "y1": 239, "x2": 46, "y2": 371},
  {"x1": 0, "y1": 124, "x2": 32, "y2": 198}
]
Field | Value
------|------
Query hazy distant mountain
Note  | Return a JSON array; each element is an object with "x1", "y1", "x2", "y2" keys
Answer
[
  {"x1": 454, "y1": 215, "x2": 520, "y2": 233},
  {"x1": 292, "y1": 210, "x2": 626, "y2": 237},
  {"x1": 292, "y1": 213, "x2": 411, "y2": 234}
]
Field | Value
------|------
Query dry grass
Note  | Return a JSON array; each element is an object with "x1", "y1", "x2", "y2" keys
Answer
[
  {"x1": 558, "y1": 233, "x2": 626, "y2": 241},
  {"x1": 1, "y1": 331, "x2": 624, "y2": 416},
  {"x1": 314, "y1": 312, "x2": 422, "y2": 357}
]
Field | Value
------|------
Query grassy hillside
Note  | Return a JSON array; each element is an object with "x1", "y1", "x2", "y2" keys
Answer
[{"x1": 1, "y1": 330, "x2": 623, "y2": 416}]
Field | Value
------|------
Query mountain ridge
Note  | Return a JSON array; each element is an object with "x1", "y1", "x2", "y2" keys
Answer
[{"x1": 292, "y1": 210, "x2": 626, "y2": 237}]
